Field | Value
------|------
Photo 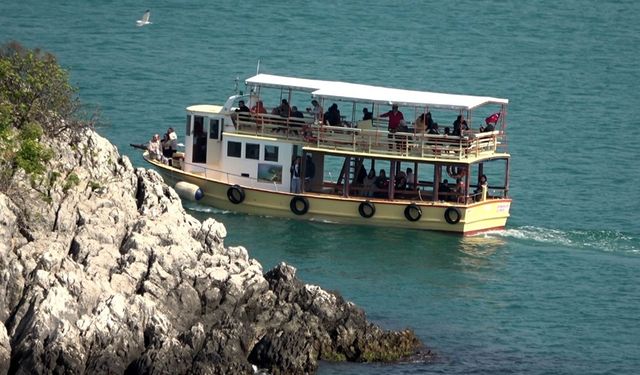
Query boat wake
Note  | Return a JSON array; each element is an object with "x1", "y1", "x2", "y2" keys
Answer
[{"x1": 490, "y1": 225, "x2": 639, "y2": 254}]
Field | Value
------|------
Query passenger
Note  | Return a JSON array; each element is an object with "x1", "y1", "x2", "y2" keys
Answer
[
  {"x1": 306, "y1": 99, "x2": 323, "y2": 122},
  {"x1": 452, "y1": 115, "x2": 469, "y2": 136},
  {"x1": 479, "y1": 123, "x2": 495, "y2": 132},
  {"x1": 474, "y1": 174, "x2": 488, "y2": 199},
  {"x1": 304, "y1": 154, "x2": 315, "y2": 190},
  {"x1": 147, "y1": 134, "x2": 165, "y2": 163},
  {"x1": 162, "y1": 127, "x2": 178, "y2": 158},
  {"x1": 395, "y1": 171, "x2": 407, "y2": 190},
  {"x1": 481, "y1": 112, "x2": 500, "y2": 132},
  {"x1": 251, "y1": 100, "x2": 267, "y2": 114},
  {"x1": 362, "y1": 107, "x2": 373, "y2": 121},
  {"x1": 380, "y1": 104, "x2": 404, "y2": 133},
  {"x1": 443, "y1": 127, "x2": 451, "y2": 136},
  {"x1": 290, "y1": 106, "x2": 304, "y2": 118},
  {"x1": 406, "y1": 167, "x2": 415, "y2": 189},
  {"x1": 363, "y1": 168, "x2": 376, "y2": 197},
  {"x1": 235, "y1": 100, "x2": 250, "y2": 112},
  {"x1": 452, "y1": 115, "x2": 463, "y2": 136},
  {"x1": 374, "y1": 169, "x2": 389, "y2": 197},
  {"x1": 290, "y1": 156, "x2": 301, "y2": 194},
  {"x1": 273, "y1": 99, "x2": 291, "y2": 117},
  {"x1": 416, "y1": 112, "x2": 436, "y2": 134},
  {"x1": 439, "y1": 178, "x2": 452, "y2": 201},
  {"x1": 355, "y1": 163, "x2": 367, "y2": 185},
  {"x1": 324, "y1": 103, "x2": 341, "y2": 126}
]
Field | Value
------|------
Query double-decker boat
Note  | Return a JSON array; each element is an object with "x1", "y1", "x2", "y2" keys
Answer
[{"x1": 142, "y1": 74, "x2": 511, "y2": 235}]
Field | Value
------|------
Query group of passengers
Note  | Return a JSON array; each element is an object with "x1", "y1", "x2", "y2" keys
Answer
[
  {"x1": 356, "y1": 166, "x2": 416, "y2": 198},
  {"x1": 147, "y1": 127, "x2": 178, "y2": 164},
  {"x1": 373, "y1": 104, "x2": 500, "y2": 135},
  {"x1": 239, "y1": 99, "x2": 500, "y2": 136}
]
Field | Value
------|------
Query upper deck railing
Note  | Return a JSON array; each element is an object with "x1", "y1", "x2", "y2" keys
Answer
[{"x1": 235, "y1": 113, "x2": 507, "y2": 162}]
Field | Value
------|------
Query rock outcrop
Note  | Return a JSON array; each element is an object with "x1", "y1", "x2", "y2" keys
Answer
[{"x1": 0, "y1": 129, "x2": 423, "y2": 374}]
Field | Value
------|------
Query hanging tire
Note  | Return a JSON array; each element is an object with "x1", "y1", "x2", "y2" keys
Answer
[
  {"x1": 227, "y1": 185, "x2": 245, "y2": 204},
  {"x1": 404, "y1": 203, "x2": 422, "y2": 222},
  {"x1": 444, "y1": 207, "x2": 461, "y2": 224},
  {"x1": 290, "y1": 196, "x2": 309, "y2": 215},
  {"x1": 358, "y1": 201, "x2": 376, "y2": 218}
]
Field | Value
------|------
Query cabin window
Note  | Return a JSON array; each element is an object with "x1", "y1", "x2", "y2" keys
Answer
[
  {"x1": 185, "y1": 115, "x2": 191, "y2": 136},
  {"x1": 209, "y1": 119, "x2": 219, "y2": 140},
  {"x1": 227, "y1": 141, "x2": 242, "y2": 158},
  {"x1": 264, "y1": 145, "x2": 279, "y2": 162},
  {"x1": 246, "y1": 143, "x2": 260, "y2": 160}
]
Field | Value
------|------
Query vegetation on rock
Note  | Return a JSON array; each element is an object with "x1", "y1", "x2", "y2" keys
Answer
[{"x1": 0, "y1": 41, "x2": 93, "y2": 191}]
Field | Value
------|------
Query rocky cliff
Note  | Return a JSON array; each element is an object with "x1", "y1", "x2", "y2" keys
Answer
[{"x1": 0, "y1": 128, "x2": 423, "y2": 374}]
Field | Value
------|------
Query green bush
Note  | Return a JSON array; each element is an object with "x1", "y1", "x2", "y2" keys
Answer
[{"x1": 0, "y1": 41, "x2": 90, "y2": 190}]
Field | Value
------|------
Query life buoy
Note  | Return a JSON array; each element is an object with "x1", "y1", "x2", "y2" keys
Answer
[
  {"x1": 358, "y1": 201, "x2": 375, "y2": 218},
  {"x1": 227, "y1": 185, "x2": 245, "y2": 204},
  {"x1": 446, "y1": 165, "x2": 466, "y2": 179},
  {"x1": 444, "y1": 207, "x2": 461, "y2": 224},
  {"x1": 404, "y1": 203, "x2": 422, "y2": 222},
  {"x1": 290, "y1": 196, "x2": 309, "y2": 215}
]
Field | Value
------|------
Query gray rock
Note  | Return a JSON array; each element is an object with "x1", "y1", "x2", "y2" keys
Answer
[{"x1": 0, "y1": 128, "x2": 425, "y2": 374}]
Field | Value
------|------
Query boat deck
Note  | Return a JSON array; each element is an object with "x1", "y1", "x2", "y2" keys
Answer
[{"x1": 234, "y1": 113, "x2": 508, "y2": 163}]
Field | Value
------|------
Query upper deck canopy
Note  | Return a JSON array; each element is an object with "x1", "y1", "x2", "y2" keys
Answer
[{"x1": 245, "y1": 74, "x2": 508, "y2": 111}]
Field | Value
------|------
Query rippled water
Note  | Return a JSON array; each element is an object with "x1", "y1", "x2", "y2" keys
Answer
[{"x1": 2, "y1": 0, "x2": 639, "y2": 373}]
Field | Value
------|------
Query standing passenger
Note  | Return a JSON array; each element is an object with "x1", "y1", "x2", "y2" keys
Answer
[
  {"x1": 380, "y1": 104, "x2": 404, "y2": 132},
  {"x1": 290, "y1": 157, "x2": 302, "y2": 194},
  {"x1": 306, "y1": 100, "x2": 323, "y2": 122}
]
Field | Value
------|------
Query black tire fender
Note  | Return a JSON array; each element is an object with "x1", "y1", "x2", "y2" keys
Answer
[
  {"x1": 358, "y1": 200, "x2": 376, "y2": 218},
  {"x1": 444, "y1": 207, "x2": 462, "y2": 224},
  {"x1": 227, "y1": 185, "x2": 245, "y2": 204},
  {"x1": 290, "y1": 196, "x2": 309, "y2": 215},
  {"x1": 404, "y1": 203, "x2": 422, "y2": 222}
]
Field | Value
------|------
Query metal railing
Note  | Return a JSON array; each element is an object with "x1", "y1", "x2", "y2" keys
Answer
[{"x1": 235, "y1": 113, "x2": 506, "y2": 160}]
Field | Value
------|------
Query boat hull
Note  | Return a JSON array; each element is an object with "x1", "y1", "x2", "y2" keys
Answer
[{"x1": 148, "y1": 159, "x2": 510, "y2": 236}]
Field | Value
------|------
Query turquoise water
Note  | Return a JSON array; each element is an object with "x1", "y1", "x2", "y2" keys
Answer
[{"x1": 2, "y1": 1, "x2": 639, "y2": 373}]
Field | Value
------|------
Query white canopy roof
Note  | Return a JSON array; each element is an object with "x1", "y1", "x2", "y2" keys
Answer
[
  {"x1": 245, "y1": 74, "x2": 329, "y2": 92},
  {"x1": 245, "y1": 74, "x2": 508, "y2": 110}
]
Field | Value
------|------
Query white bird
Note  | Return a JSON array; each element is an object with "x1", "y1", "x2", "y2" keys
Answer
[{"x1": 136, "y1": 10, "x2": 152, "y2": 27}]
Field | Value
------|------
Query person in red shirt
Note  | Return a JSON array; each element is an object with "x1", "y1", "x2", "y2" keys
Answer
[{"x1": 380, "y1": 104, "x2": 404, "y2": 132}]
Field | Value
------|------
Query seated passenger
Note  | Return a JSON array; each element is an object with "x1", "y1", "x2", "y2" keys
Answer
[
  {"x1": 324, "y1": 103, "x2": 341, "y2": 126},
  {"x1": 362, "y1": 107, "x2": 373, "y2": 121},
  {"x1": 439, "y1": 178, "x2": 452, "y2": 201},
  {"x1": 395, "y1": 171, "x2": 407, "y2": 190},
  {"x1": 273, "y1": 99, "x2": 291, "y2": 117},
  {"x1": 452, "y1": 115, "x2": 469, "y2": 136},
  {"x1": 479, "y1": 123, "x2": 495, "y2": 132},
  {"x1": 373, "y1": 169, "x2": 389, "y2": 197},
  {"x1": 235, "y1": 100, "x2": 250, "y2": 112},
  {"x1": 290, "y1": 106, "x2": 304, "y2": 118},
  {"x1": 147, "y1": 134, "x2": 166, "y2": 163},
  {"x1": 251, "y1": 100, "x2": 267, "y2": 114}
]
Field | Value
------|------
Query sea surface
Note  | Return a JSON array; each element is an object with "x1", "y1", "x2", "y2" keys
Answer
[{"x1": 2, "y1": 1, "x2": 639, "y2": 374}]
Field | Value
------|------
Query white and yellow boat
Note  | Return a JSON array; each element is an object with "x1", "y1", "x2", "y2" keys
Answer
[{"x1": 143, "y1": 74, "x2": 511, "y2": 235}]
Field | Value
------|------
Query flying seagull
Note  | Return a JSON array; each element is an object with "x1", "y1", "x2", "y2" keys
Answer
[{"x1": 136, "y1": 10, "x2": 152, "y2": 27}]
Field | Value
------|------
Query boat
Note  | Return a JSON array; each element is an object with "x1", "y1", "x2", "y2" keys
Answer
[{"x1": 142, "y1": 73, "x2": 511, "y2": 235}]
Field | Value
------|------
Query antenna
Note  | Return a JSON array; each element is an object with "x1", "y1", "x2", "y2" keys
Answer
[
  {"x1": 256, "y1": 59, "x2": 261, "y2": 75},
  {"x1": 234, "y1": 76, "x2": 239, "y2": 94}
]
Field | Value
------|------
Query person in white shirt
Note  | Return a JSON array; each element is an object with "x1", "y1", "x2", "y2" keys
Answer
[
  {"x1": 162, "y1": 127, "x2": 178, "y2": 158},
  {"x1": 147, "y1": 134, "x2": 163, "y2": 161},
  {"x1": 406, "y1": 167, "x2": 415, "y2": 189}
]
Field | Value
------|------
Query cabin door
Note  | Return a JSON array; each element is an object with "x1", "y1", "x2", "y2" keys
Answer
[{"x1": 192, "y1": 115, "x2": 207, "y2": 163}]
